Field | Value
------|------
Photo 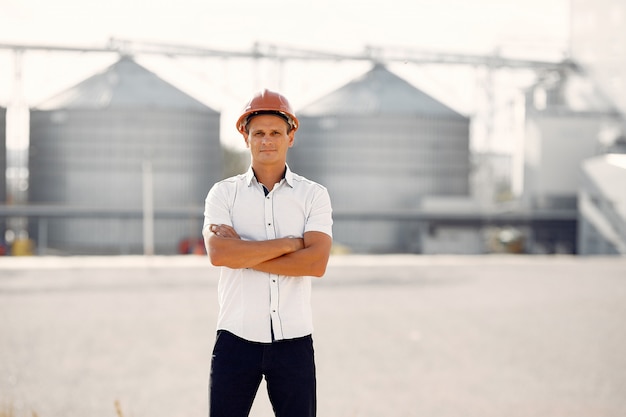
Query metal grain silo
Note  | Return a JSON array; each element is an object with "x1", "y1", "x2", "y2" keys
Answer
[
  {"x1": 289, "y1": 64, "x2": 470, "y2": 253},
  {"x1": 29, "y1": 57, "x2": 221, "y2": 254}
]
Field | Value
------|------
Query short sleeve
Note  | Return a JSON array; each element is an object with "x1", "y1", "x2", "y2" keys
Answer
[
  {"x1": 305, "y1": 186, "x2": 333, "y2": 238},
  {"x1": 203, "y1": 181, "x2": 235, "y2": 234}
]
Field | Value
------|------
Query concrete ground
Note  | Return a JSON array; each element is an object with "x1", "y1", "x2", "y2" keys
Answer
[{"x1": 1, "y1": 255, "x2": 625, "y2": 417}]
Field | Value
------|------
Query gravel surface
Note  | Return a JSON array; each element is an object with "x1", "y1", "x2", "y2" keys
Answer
[{"x1": 1, "y1": 255, "x2": 625, "y2": 417}]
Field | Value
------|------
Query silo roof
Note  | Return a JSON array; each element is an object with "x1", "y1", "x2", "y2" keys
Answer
[
  {"x1": 35, "y1": 56, "x2": 217, "y2": 112},
  {"x1": 299, "y1": 64, "x2": 465, "y2": 118}
]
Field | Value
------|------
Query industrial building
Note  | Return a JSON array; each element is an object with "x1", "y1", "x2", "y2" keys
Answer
[
  {"x1": 28, "y1": 57, "x2": 222, "y2": 254},
  {"x1": 289, "y1": 64, "x2": 471, "y2": 253},
  {"x1": 569, "y1": 0, "x2": 626, "y2": 255},
  {"x1": 289, "y1": 60, "x2": 624, "y2": 255},
  {"x1": 516, "y1": 68, "x2": 622, "y2": 253},
  {"x1": 1, "y1": 1, "x2": 624, "y2": 257},
  {"x1": 578, "y1": 154, "x2": 626, "y2": 255},
  {"x1": 523, "y1": 70, "x2": 622, "y2": 211}
]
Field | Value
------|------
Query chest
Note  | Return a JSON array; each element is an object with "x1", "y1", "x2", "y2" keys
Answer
[{"x1": 231, "y1": 187, "x2": 308, "y2": 240}]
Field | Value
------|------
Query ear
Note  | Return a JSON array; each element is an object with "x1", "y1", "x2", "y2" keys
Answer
[
  {"x1": 287, "y1": 130, "x2": 295, "y2": 148},
  {"x1": 242, "y1": 132, "x2": 250, "y2": 148}
]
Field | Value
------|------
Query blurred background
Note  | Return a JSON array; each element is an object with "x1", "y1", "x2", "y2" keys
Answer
[{"x1": 0, "y1": 0, "x2": 625, "y2": 256}]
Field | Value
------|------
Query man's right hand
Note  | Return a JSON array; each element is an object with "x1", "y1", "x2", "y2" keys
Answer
[{"x1": 210, "y1": 224, "x2": 240, "y2": 239}]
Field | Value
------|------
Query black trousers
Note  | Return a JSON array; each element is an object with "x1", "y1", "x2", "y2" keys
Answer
[{"x1": 209, "y1": 330, "x2": 317, "y2": 417}]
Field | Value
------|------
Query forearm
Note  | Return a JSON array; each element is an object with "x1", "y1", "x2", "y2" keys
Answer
[
  {"x1": 252, "y1": 247, "x2": 329, "y2": 277},
  {"x1": 252, "y1": 231, "x2": 332, "y2": 277},
  {"x1": 206, "y1": 231, "x2": 303, "y2": 269}
]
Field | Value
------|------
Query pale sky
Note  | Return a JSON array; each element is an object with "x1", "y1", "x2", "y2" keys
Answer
[
  {"x1": 0, "y1": 0, "x2": 571, "y2": 150},
  {"x1": 1, "y1": 0, "x2": 570, "y2": 50}
]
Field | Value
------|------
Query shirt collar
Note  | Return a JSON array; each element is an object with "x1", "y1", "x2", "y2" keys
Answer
[
  {"x1": 245, "y1": 165, "x2": 294, "y2": 188},
  {"x1": 245, "y1": 166, "x2": 256, "y2": 186},
  {"x1": 284, "y1": 165, "x2": 294, "y2": 187}
]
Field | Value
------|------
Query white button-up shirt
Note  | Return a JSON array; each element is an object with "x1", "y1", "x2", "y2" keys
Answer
[{"x1": 203, "y1": 165, "x2": 333, "y2": 343}]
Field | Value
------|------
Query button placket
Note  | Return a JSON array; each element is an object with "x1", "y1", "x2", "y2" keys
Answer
[{"x1": 265, "y1": 189, "x2": 281, "y2": 338}]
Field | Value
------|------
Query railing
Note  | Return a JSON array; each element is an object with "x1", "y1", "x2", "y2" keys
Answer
[{"x1": 0, "y1": 204, "x2": 580, "y2": 255}]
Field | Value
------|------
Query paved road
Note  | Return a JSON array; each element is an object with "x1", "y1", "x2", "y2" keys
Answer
[{"x1": 1, "y1": 255, "x2": 625, "y2": 417}]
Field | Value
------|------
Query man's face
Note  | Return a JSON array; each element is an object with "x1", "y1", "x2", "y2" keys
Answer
[{"x1": 244, "y1": 114, "x2": 295, "y2": 167}]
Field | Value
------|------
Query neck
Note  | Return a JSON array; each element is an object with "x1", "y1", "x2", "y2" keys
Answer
[{"x1": 252, "y1": 164, "x2": 286, "y2": 191}]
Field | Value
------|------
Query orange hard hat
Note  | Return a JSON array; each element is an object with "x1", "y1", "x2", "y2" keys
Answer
[{"x1": 236, "y1": 89, "x2": 299, "y2": 134}]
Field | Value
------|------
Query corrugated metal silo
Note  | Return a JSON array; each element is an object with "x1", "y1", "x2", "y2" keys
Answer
[
  {"x1": 289, "y1": 64, "x2": 470, "y2": 253},
  {"x1": 29, "y1": 57, "x2": 221, "y2": 254}
]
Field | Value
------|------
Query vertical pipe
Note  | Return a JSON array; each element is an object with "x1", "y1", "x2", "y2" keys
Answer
[
  {"x1": 37, "y1": 217, "x2": 47, "y2": 255},
  {"x1": 142, "y1": 160, "x2": 154, "y2": 256}
]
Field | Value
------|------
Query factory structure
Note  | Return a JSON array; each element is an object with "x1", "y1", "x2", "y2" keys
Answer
[
  {"x1": 519, "y1": 68, "x2": 624, "y2": 254},
  {"x1": 578, "y1": 154, "x2": 626, "y2": 255},
  {"x1": 0, "y1": 0, "x2": 625, "y2": 255},
  {"x1": 290, "y1": 57, "x2": 624, "y2": 255},
  {"x1": 568, "y1": 0, "x2": 626, "y2": 255},
  {"x1": 27, "y1": 57, "x2": 222, "y2": 254},
  {"x1": 289, "y1": 64, "x2": 471, "y2": 253}
]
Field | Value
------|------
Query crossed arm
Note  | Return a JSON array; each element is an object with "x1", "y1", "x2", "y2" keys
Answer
[{"x1": 204, "y1": 224, "x2": 332, "y2": 277}]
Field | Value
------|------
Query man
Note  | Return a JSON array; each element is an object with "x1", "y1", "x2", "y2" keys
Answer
[{"x1": 202, "y1": 89, "x2": 333, "y2": 417}]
